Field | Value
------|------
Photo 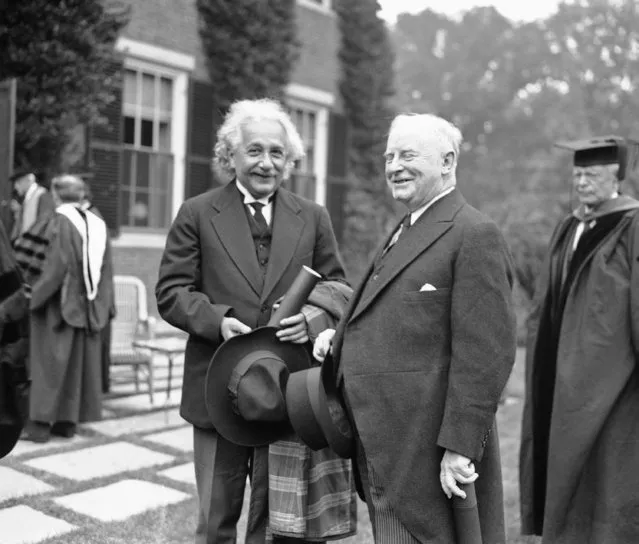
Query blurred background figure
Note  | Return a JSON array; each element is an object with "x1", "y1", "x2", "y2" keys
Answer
[
  {"x1": 7, "y1": 170, "x2": 55, "y2": 242},
  {"x1": 21, "y1": 174, "x2": 114, "y2": 443}
]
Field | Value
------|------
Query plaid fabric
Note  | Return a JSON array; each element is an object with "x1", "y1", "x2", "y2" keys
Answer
[{"x1": 268, "y1": 280, "x2": 356, "y2": 540}]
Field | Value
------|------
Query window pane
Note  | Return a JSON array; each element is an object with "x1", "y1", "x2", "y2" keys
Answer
[
  {"x1": 122, "y1": 148, "x2": 134, "y2": 188},
  {"x1": 124, "y1": 70, "x2": 137, "y2": 107},
  {"x1": 307, "y1": 112, "x2": 316, "y2": 143},
  {"x1": 159, "y1": 122, "x2": 171, "y2": 151},
  {"x1": 131, "y1": 192, "x2": 150, "y2": 227},
  {"x1": 141, "y1": 73, "x2": 155, "y2": 110},
  {"x1": 140, "y1": 119, "x2": 154, "y2": 148},
  {"x1": 136, "y1": 151, "x2": 150, "y2": 188},
  {"x1": 160, "y1": 77, "x2": 172, "y2": 113},
  {"x1": 124, "y1": 117, "x2": 135, "y2": 145},
  {"x1": 306, "y1": 146, "x2": 315, "y2": 172}
]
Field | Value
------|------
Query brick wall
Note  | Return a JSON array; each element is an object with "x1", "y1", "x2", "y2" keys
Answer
[
  {"x1": 112, "y1": 247, "x2": 164, "y2": 317},
  {"x1": 122, "y1": 0, "x2": 209, "y2": 81}
]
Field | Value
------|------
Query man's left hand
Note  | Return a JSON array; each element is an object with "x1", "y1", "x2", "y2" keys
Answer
[
  {"x1": 276, "y1": 312, "x2": 309, "y2": 344},
  {"x1": 440, "y1": 449, "x2": 478, "y2": 499}
]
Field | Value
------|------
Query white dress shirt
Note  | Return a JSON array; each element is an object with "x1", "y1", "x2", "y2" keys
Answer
[{"x1": 236, "y1": 180, "x2": 274, "y2": 226}]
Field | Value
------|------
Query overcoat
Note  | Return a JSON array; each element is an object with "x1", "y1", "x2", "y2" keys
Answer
[
  {"x1": 520, "y1": 196, "x2": 639, "y2": 543},
  {"x1": 332, "y1": 189, "x2": 517, "y2": 543},
  {"x1": 155, "y1": 182, "x2": 345, "y2": 429}
]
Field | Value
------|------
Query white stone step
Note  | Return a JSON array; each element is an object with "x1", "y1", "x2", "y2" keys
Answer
[{"x1": 0, "y1": 505, "x2": 76, "y2": 544}]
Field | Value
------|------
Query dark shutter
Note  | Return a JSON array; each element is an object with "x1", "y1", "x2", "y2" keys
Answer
[
  {"x1": 185, "y1": 80, "x2": 220, "y2": 199},
  {"x1": 88, "y1": 63, "x2": 123, "y2": 235},
  {"x1": 325, "y1": 112, "x2": 349, "y2": 244}
]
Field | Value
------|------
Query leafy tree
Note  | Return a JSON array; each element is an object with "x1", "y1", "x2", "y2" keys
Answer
[
  {"x1": 196, "y1": 0, "x2": 300, "y2": 113},
  {"x1": 334, "y1": 0, "x2": 397, "y2": 278},
  {"x1": 0, "y1": 0, "x2": 130, "y2": 178}
]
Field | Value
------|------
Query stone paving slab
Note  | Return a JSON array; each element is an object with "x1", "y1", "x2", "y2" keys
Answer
[
  {"x1": 159, "y1": 462, "x2": 196, "y2": 486},
  {"x1": 82, "y1": 408, "x2": 183, "y2": 437},
  {"x1": 24, "y1": 442, "x2": 175, "y2": 481},
  {"x1": 55, "y1": 479, "x2": 190, "y2": 521},
  {"x1": 7, "y1": 435, "x2": 89, "y2": 458},
  {"x1": 0, "y1": 505, "x2": 76, "y2": 544},
  {"x1": 0, "y1": 467, "x2": 54, "y2": 503},
  {"x1": 142, "y1": 426, "x2": 193, "y2": 452}
]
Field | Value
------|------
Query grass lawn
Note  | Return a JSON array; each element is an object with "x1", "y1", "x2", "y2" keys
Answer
[{"x1": 17, "y1": 349, "x2": 538, "y2": 543}]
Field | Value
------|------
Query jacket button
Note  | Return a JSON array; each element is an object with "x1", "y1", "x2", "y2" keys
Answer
[
  {"x1": 372, "y1": 274, "x2": 378, "y2": 280},
  {"x1": 261, "y1": 305, "x2": 269, "y2": 313}
]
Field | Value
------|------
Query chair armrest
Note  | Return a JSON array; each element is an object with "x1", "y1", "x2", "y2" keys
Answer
[{"x1": 137, "y1": 316, "x2": 157, "y2": 340}]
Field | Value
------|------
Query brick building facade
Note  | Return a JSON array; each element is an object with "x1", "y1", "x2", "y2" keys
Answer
[{"x1": 87, "y1": 0, "x2": 349, "y2": 311}]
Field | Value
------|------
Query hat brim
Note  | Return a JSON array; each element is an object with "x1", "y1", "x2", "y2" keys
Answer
[
  {"x1": 286, "y1": 367, "x2": 328, "y2": 451},
  {"x1": 205, "y1": 326, "x2": 312, "y2": 447},
  {"x1": 0, "y1": 423, "x2": 23, "y2": 459},
  {"x1": 286, "y1": 354, "x2": 355, "y2": 459}
]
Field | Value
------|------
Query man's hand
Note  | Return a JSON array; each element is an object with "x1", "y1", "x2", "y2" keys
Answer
[
  {"x1": 220, "y1": 316, "x2": 251, "y2": 341},
  {"x1": 275, "y1": 312, "x2": 309, "y2": 344},
  {"x1": 313, "y1": 328, "x2": 336, "y2": 362},
  {"x1": 440, "y1": 449, "x2": 478, "y2": 499}
]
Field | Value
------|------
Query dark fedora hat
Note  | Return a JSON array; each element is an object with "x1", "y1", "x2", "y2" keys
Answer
[
  {"x1": 205, "y1": 327, "x2": 313, "y2": 447},
  {"x1": 286, "y1": 352, "x2": 354, "y2": 459},
  {"x1": 0, "y1": 422, "x2": 22, "y2": 459}
]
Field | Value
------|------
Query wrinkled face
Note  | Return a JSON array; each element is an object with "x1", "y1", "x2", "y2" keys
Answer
[
  {"x1": 384, "y1": 124, "x2": 451, "y2": 211},
  {"x1": 232, "y1": 119, "x2": 288, "y2": 199},
  {"x1": 572, "y1": 164, "x2": 618, "y2": 208}
]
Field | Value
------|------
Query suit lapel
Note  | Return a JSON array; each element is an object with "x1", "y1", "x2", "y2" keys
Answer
[
  {"x1": 348, "y1": 190, "x2": 464, "y2": 324},
  {"x1": 260, "y1": 189, "x2": 304, "y2": 302},
  {"x1": 210, "y1": 183, "x2": 263, "y2": 296}
]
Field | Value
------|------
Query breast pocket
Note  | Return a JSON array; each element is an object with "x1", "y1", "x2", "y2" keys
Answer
[
  {"x1": 401, "y1": 287, "x2": 451, "y2": 303},
  {"x1": 400, "y1": 288, "x2": 452, "y2": 344}
]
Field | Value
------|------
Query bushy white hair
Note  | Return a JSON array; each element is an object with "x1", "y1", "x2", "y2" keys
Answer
[
  {"x1": 390, "y1": 113, "x2": 463, "y2": 161},
  {"x1": 51, "y1": 174, "x2": 85, "y2": 203},
  {"x1": 213, "y1": 98, "x2": 305, "y2": 181}
]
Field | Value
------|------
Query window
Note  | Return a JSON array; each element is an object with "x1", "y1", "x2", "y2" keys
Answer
[
  {"x1": 288, "y1": 104, "x2": 318, "y2": 201},
  {"x1": 122, "y1": 67, "x2": 174, "y2": 229}
]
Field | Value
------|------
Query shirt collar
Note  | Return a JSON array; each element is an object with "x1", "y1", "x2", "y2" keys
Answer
[
  {"x1": 409, "y1": 186, "x2": 455, "y2": 225},
  {"x1": 235, "y1": 180, "x2": 274, "y2": 206}
]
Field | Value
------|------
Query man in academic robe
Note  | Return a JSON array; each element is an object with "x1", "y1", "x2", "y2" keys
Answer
[
  {"x1": 520, "y1": 136, "x2": 639, "y2": 543},
  {"x1": 8, "y1": 170, "x2": 55, "y2": 241},
  {"x1": 22, "y1": 174, "x2": 114, "y2": 443}
]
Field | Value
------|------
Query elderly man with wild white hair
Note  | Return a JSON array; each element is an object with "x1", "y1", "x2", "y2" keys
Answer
[
  {"x1": 314, "y1": 113, "x2": 517, "y2": 543},
  {"x1": 21, "y1": 174, "x2": 114, "y2": 443},
  {"x1": 156, "y1": 98, "x2": 345, "y2": 544}
]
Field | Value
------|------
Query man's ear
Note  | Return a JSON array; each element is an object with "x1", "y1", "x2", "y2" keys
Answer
[{"x1": 442, "y1": 152, "x2": 455, "y2": 175}]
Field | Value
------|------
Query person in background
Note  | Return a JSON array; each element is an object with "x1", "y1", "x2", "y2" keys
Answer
[
  {"x1": 8, "y1": 170, "x2": 55, "y2": 241},
  {"x1": 314, "y1": 113, "x2": 517, "y2": 544},
  {"x1": 519, "y1": 136, "x2": 639, "y2": 543},
  {"x1": 21, "y1": 174, "x2": 114, "y2": 443},
  {"x1": 156, "y1": 98, "x2": 345, "y2": 544}
]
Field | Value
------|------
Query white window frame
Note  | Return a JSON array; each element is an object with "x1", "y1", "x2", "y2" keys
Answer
[
  {"x1": 286, "y1": 84, "x2": 335, "y2": 205},
  {"x1": 114, "y1": 38, "x2": 193, "y2": 248},
  {"x1": 297, "y1": 0, "x2": 334, "y2": 15}
]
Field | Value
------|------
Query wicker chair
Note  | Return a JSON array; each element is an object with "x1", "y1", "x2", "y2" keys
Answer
[{"x1": 110, "y1": 275, "x2": 157, "y2": 403}]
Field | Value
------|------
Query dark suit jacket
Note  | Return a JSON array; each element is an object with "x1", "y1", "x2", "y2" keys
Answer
[
  {"x1": 156, "y1": 183, "x2": 345, "y2": 428},
  {"x1": 332, "y1": 189, "x2": 517, "y2": 543}
]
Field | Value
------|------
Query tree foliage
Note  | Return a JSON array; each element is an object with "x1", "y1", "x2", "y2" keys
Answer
[
  {"x1": 0, "y1": 0, "x2": 130, "y2": 177},
  {"x1": 392, "y1": 0, "x2": 639, "y2": 302},
  {"x1": 334, "y1": 0, "x2": 397, "y2": 278},
  {"x1": 196, "y1": 0, "x2": 300, "y2": 113}
]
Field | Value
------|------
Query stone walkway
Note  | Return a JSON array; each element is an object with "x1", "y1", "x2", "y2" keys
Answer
[{"x1": 0, "y1": 354, "x2": 249, "y2": 543}]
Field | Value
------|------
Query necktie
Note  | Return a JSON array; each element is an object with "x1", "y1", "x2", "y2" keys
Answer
[
  {"x1": 249, "y1": 202, "x2": 269, "y2": 233},
  {"x1": 386, "y1": 213, "x2": 411, "y2": 251}
]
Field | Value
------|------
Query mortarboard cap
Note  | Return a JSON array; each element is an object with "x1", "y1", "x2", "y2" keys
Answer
[{"x1": 554, "y1": 135, "x2": 629, "y2": 180}]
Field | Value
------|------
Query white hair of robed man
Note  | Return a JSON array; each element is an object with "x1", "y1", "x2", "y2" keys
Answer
[
  {"x1": 51, "y1": 174, "x2": 85, "y2": 203},
  {"x1": 213, "y1": 98, "x2": 306, "y2": 182},
  {"x1": 390, "y1": 113, "x2": 463, "y2": 172}
]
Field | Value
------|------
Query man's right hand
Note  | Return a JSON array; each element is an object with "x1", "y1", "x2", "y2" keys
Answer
[
  {"x1": 220, "y1": 316, "x2": 251, "y2": 341},
  {"x1": 313, "y1": 328, "x2": 336, "y2": 362}
]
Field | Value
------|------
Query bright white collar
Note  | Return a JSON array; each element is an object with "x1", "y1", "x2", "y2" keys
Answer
[
  {"x1": 235, "y1": 180, "x2": 273, "y2": 206},
  {"x1": 409, "y1": 186, "x2": 455, "y2": 225},
  {"x1": 24, "y1": 182, "x2": 39, "y2": 201}
]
